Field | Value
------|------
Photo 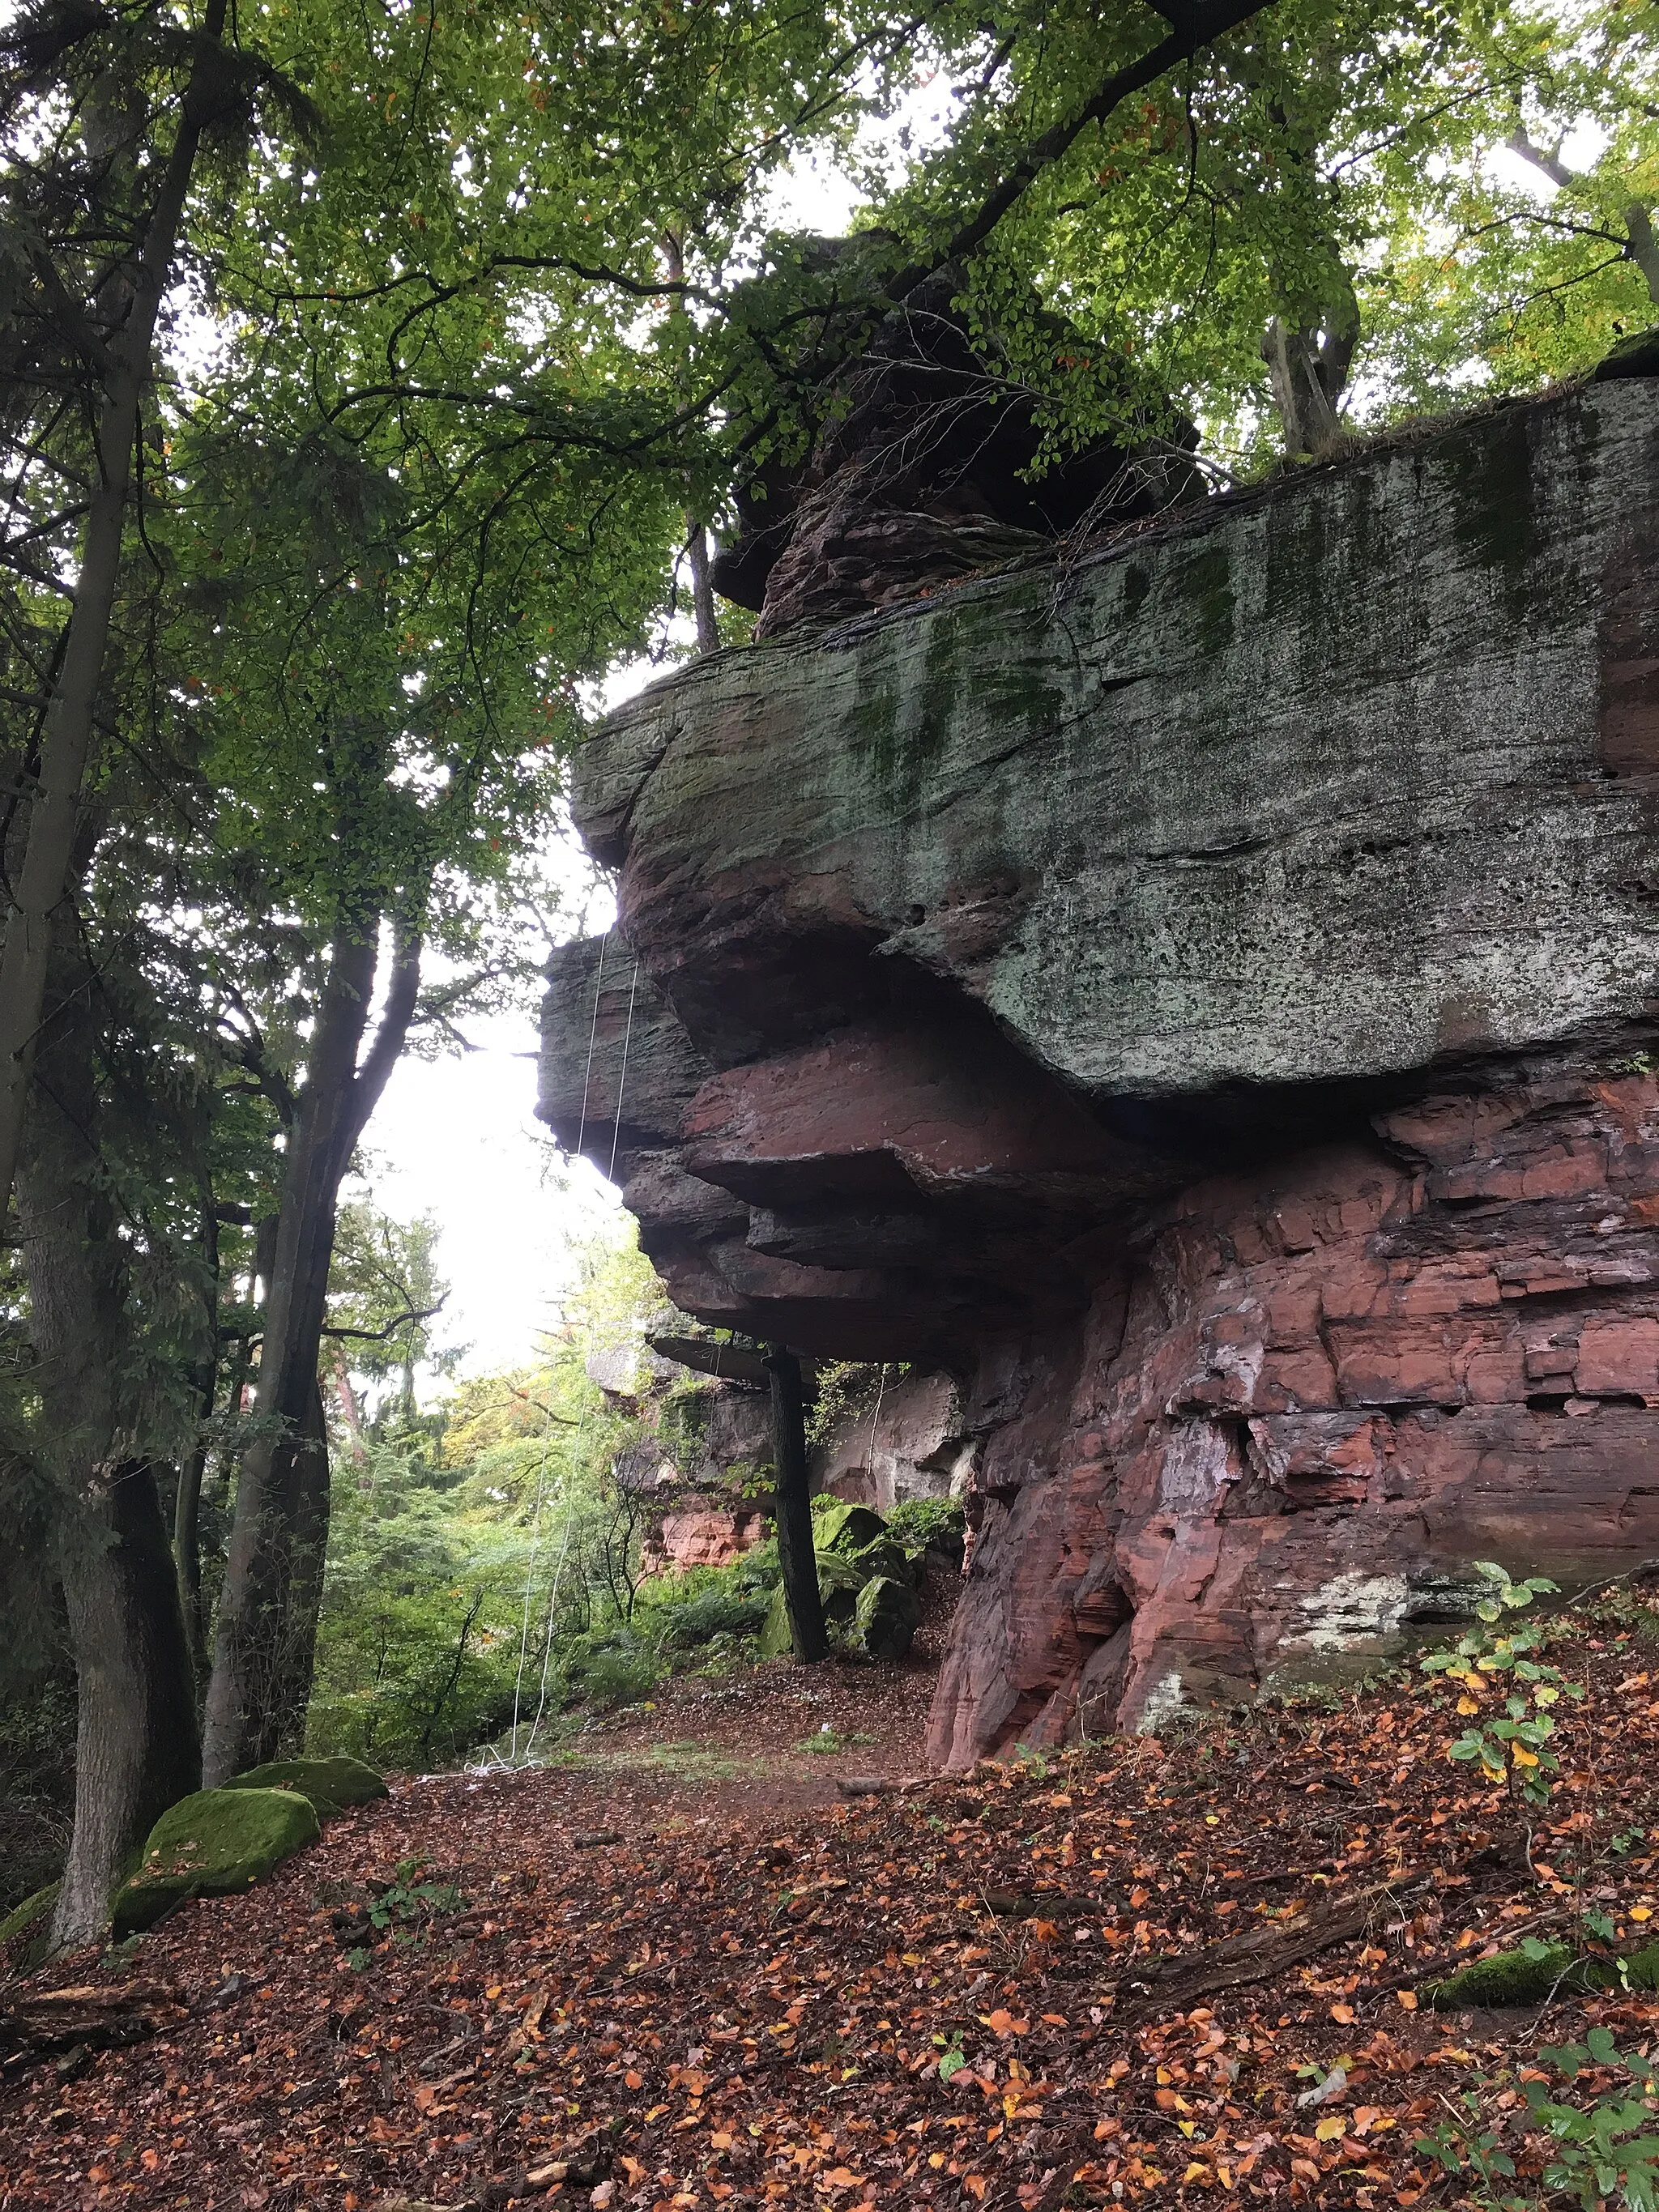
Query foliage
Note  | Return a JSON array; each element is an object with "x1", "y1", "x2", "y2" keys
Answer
[
  {"x1": 1528, "y1": 2032, "x2": 1659, "y2": 2212},
  {"x1": 1421, "y1": 1561, "x2": 1584, "y2": 1805},
  {"x1": 886, "y1": 1496, "x2": 967, "y2": 1559},
  {"x1": 0, "y1": 1669, "x2": 75, "y2": 1922},
  {"x1": 1418, "y1": 2031, "x2": 1659, "y2": 2211}
]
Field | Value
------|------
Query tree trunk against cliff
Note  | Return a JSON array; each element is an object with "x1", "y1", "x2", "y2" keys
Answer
[
  {"x1": 18, "y1": 961, "x2": 199, "y2": 1948},
  {"x1": 764, "y1": 1345, "x2": 827, "y2": 1664},
  {"x1": 688, "y1": 526, "x2": 720, "y2": 654},
  {"x1": 203, "y1": 916, "x2": 422, "y2": 1784}
]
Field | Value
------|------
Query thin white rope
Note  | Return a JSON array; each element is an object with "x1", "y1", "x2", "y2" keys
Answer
[{"x1": 606, "y1": 961, "x2": 642, "y2": 1186}]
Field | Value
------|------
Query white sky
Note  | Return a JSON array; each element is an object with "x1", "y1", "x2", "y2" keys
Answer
[{"x1": 352, "y1": 118, "x2": 924, "y2": 1382}]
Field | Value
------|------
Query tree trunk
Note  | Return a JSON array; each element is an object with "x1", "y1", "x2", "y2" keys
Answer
[
  {"x1": 203, "y1": 916, "x2": 420, "y2": 1784},
  {"x1": 267, "y1": 1379, "x2": 331, "y2": 1752},
  {"x1": 53, "y1": 1467, "x2": 203, "y2": 1946},
  {"x1": 688, "y1": 525, "x2": 720, "y2": 654},
  {"x1": 1625, "y1": 202, "x2": 1659, "y2": 304},
  {"x1": 17, "y1": 959, "x2": 199, "y2": 1949},
  {"x1": 765, "y1": 1345, "x2": 827, "y2": 1663},
  {"x1": 1262, "y1": 314, "x2": 1355, "y2": 462},
  {"x1": 0, "y1": 4, "x2": 227, "y2": 1225}
]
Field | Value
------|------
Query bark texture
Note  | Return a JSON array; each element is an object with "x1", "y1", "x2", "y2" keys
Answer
[
  {"x1": 202, "y1": 918, "x2": 420, "y2": 1784},
  {"x1": 18, "y1": 965, "x2": 198, "y2": 1948},
  {"x1": 766, "y1": 1346, "x2": 828, "y2": 1664}
]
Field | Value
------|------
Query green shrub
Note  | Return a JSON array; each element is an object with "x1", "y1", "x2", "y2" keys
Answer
[
  {"x1": 573, "y1": 1643, "x2": 659, "y2": 1710},
  {"x1": 654, "y1": 1586, "x2": 773, "y2": 1648},
  {"x1": 887, "y1": 1496, "x2": 966, "y2": 1560}
]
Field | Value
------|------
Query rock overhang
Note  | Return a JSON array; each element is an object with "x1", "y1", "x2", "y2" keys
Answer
[{"x1": 540, "y1": 376, "x2": 1659, "y2": 1759}]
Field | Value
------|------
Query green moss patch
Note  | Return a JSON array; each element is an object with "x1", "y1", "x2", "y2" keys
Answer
[
  {"x1": 113, "y1": 1787, "x2": 322, "y2": 1937},
  {"x1": 850, "y1": 1573, "x2": 920, "y2": 1661},
  {"x1": 1423, "y1": 1938, "x2": 1659, "y2": 2010},
  {"x1": 0, "y1": 1879, "x2": 58, "y2": 1958},
  {"x1": 225, "y1": 1755, "x2": 387, "y2": 1818}
]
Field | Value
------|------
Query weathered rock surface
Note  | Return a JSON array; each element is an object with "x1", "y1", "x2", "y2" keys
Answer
[{"x1": 541, "y1": 379, "x2": 1659, "y2": 1765}]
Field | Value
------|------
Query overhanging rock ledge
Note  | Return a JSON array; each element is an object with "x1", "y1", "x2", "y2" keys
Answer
[{"x1": 540, "y1": 380, "x2": 1659, "y2": 1767}]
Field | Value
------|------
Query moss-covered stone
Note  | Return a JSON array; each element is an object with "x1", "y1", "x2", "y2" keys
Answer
[
  {"x1": 1593, "y1": 325, "x2": 1659, "y2": 381},
  {"x1": 812, "y1": 1498, "x2": 887, "y2": 1557},
  {"x1": 1422, "y1": 1942, "x2": 1582, "y2": 2008},
  {"x1": 224, "y1": 1755, "x2": 387, "y2": 1818},
  {"x1": 758, "y1": 1581, "x2": 794, "y2": 1659},
  {"x1": 112, "y1": 1787, "x2": 322, "y2": 1937},
  {"x1": 850, "y1": 1573, "x2": 921, "y2": 1661},
  {"x1": 0, "y1": 1880, "x2": 58, "y2": 1950}
]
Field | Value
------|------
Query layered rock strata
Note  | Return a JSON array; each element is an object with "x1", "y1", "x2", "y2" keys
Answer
[{"x1": 540, "y1": 379, "x2": 1659, "y2": 1765}]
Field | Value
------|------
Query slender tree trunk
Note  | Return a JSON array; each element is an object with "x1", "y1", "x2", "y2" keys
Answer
[
  {"x1": 18, "y1": 959, "x2": 198, "y2": 1948},
  {"x1": 174, "y1": 1197, "x2": 220, "y2": 1663},
  {"x1": 688, "y1": 525, "x2": 720, "y2": 654},
  {"x1": 203, "y1": 917, "x2": 420, "y2": 1783},
  {"x1": 268, "y1": 1379, "x2": 331, "y2": 1751},
  {"x1": 173, "y1": 1423, "x2": 210, "y2": 1665},
  {"x1": 765, "y1": 1345, "x2": 827, "y2": 1663},
  {"x1": 0, "y1": 6, "x2": 227, "y2": 1225},
  {"x1": 332, "y1": 1343, "x2": 368, "y2": 1466},
  {"x1": 1625, "y1": 203, "x2": 1659, "y2": 303}
]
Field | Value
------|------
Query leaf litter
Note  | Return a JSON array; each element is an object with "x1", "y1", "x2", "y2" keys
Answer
[{"x1": 2, "y1": 1605, "x2": 1658, "y2": 2212}]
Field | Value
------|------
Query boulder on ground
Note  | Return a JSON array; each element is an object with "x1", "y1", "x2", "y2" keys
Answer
[
  {"x1": 0, "y1": 1881, "x2": 58, "y2": 1971},
  {"x1": 224, "y1": 1754, "x2": 387, "y2": 1817},
  {"x1": 851, "y1": 1573, "x2": 921, "y2": 1661},
  {"x1": 113, "y1": 1787, "x2": 322, "y2": 1937},
  {"x1": 812, "y1": 1497, "x2": 909, "y2": 1583}
]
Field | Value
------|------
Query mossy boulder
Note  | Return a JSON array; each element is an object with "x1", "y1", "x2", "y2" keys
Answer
[
  {"x1": 850, "y1": 1572, "x2": 921, "y2": 1660},
  {"x1": 225, "y1": 1754, "x2": 387, "y2": 1818},
  {"x1": 1423, "y1": 1938, "x2": 1659, "y2": 2009},
  {"x1": 1594, "y1": 325, "x2": 1659, "y2": 381},
  {"x1": 112, "y1": 1787, "x2": 321, "y2": 1937},
  {"x1": 812, "y1": 1497, "x2": 908, "y2": 1583},
  {"x1": 0, "y1": 1880, "x2": 58, "y2": 1970},
  {"x1": 758, "y1": 1581, "x2": 794, "y2": 1659},
  {"x1": 758, "y1": 1502, "x2": 921, "y2": 1660}
]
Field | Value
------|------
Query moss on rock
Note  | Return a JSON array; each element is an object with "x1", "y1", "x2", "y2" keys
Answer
[
  {"x1": 851, "y1": 1573, "x2": 921, "y2": 1661},
  {"x1": 1422, "y1": 1937, "x2": 1659, "y2": 2009},
  {"x1": 0, "y1": 1880, "x2": 56, "y2": 1946},
  {"x1": 112, "y1": 1787, "x2": 322, "y2": 1937},
  {"x1": 224, "y1": 1755, "x2": 387, "y2": 1818}
]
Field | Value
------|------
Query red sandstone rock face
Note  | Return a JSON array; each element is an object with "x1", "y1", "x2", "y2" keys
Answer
[
  {"x1": 540, "y1": 381, "x2": 1659, "y2": 1767},
  {"x1": 641, "y1": 1508, "x2": 767, "y2": 1575},
  {"x1": 928, "y1": 1072, "x2": 1659, "y2": 1763}
]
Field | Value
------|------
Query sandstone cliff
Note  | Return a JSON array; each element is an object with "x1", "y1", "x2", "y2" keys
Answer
[{"x1": 540, "y1": 377, "x2": 1659, "y2": 1766}]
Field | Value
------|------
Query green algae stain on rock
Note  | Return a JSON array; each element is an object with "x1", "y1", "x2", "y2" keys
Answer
[
  {"x1": 112, "y1": 1787, "x2": 322, "y2": 1936},
  {"x1": 845, "y1": 595, "x2": 1062, "y2": 817},
  {"x1": 1173, "y1": 538, "x2": 1235, "y2": 658},
  {"x1": 1444, "y1": 407, "x2": 1539, "y2": 619}
]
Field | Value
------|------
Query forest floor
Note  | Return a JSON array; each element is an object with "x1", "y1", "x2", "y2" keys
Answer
[{"x1": 3, "y1": 1593, "x2": 1659, "y2": 2212}]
